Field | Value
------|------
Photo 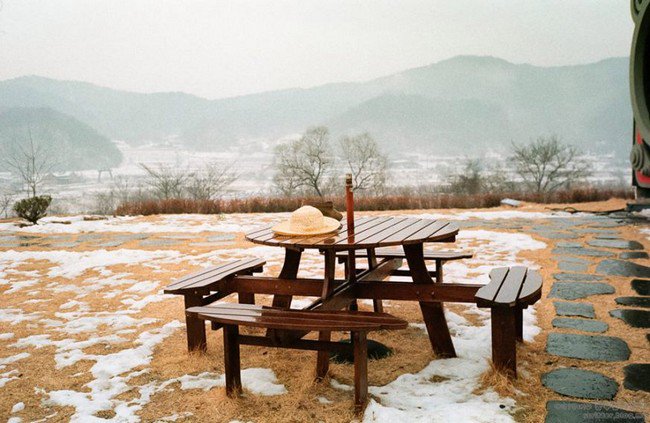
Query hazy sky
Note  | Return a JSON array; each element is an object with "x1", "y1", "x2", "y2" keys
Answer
[{"x1": 0, "y1": 0, "x2": 634, "y2": 99}]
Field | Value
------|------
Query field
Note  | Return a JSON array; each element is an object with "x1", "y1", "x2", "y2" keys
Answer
[
  {"x1": 0, "y1": 200, "x2": 648, "y2": 422},
  {"x1": 0, "y1": 141, "x2": 631, "y2": 215}
]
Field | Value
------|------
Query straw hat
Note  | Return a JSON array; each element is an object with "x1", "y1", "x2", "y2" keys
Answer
[{"x1": 272, "y1": 205, "x2": 341, "y2": 236}]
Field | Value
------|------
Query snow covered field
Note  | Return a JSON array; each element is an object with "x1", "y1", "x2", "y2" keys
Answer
[
  {"x1": 0, "y1": 210, "x2": 563, "y2": 422},
  {"x1": 0, "y1": 141, "x2": 630, "y2": 215}
]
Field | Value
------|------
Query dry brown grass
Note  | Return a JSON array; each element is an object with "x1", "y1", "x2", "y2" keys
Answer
[
  {"x1": 114, "y1": 187, "x2": 633, "y2": 216},
  {"x1": 3, "y1": 206, "x2": 650, "y2": 422}
]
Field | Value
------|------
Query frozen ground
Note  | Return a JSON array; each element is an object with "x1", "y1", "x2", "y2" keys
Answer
[{"x1": 0, "y1": 210, "x2": 564, "y2": 422}]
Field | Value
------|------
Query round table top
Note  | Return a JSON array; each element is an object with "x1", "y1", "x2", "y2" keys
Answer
[{"x1": 245, "y1": 216, "x2": 458, "y2": 251}]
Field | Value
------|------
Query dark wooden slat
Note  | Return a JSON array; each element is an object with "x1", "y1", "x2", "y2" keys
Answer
[
  {"x1": 306, "y1": 216, "x2": 393, "y2": 247},
  {"x1": 238, "y1": 334, "x2": 351, "y2": 354},
  {"x1": 228, "y1": 275, "x2": 332, "y2": 297},
  {"x1": 274, "y1": 216, "x2": 382, "y2": 247},
  {"x1": 494, "y1": 266, "x2": 528, "y2": 306},
  {"x1": 475, "y1": 267, "x2": 509, "y2": 303},
  {"x1": 200, "y1": 290, "x2": 233, "y2": 305},
  {"x1": 245, "y1": 225, "x2": 275, "y2": 238},
  {"x1": 337, "y1": 248, "x2": 472, "y2": 261},
  {"x1": 355, "y1": 218, "x2": 422, "y2": 245},
  {"x1": 403, "y1": 220, "x2": 450, "y2": 242},
  {"x1": 329, "y1": 217, "x2": 407, "y2": 247},
  {"x1": 246, "y1": 217, "x2": 458, "y2": 249},
  {"x1": 188, "y1": 305, "x2": 407, "y2": 328},
  {"x1": 188, "y1": 303, "x2": 408, "y2": 329},
  {"x1": 269, "y1": 216, "x2": 385, "y2": 249},
  {"x1": 248, "y1": 228, "x2": 278, "y2": 243},
  {"x1": 193, "y1": 312, "x2": 381, "y2": 331},
  {"x1": 167, "y1": 259, "x2": 249, "y2": 291},
  {"x1": 518, "y1": 270, "x2": 543, "y2": 304},
  {"x1": 301, "y1": 216, "x2": 391, "y2": 247},
  {"x1": 356, "y1": 258, "x2": 403, "y2": 283},
  {"x1": 245, "y1": 226, "x2": 273, "y2": 241},
  {"x1": 378, "y1": 219, "x2": 438, "y2": 244},
  {"x1": 165, "y1": 257, "x2": 264, "y2": 292},
  {"x1": 353, "y1": 281, "x2": 482, "y2": 303}
]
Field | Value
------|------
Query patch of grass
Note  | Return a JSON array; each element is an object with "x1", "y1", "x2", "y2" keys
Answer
[{"x1": 115, "y1": 186, "x2": 633, "y2": 216}]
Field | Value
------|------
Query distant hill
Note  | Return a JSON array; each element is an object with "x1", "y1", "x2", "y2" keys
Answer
[
  {"x1": 0, "y1": 56, "x2": 632, "y2": 156},
  {"x1": 0, "y1": 107, "x2": 123, "y2": 171}
]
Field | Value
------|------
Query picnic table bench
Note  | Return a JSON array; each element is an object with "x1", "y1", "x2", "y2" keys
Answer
[
  {"x1": 164, "y1": 216, "x2": 543, "y2": 411},
  {"x1": 163, "y1": 257, "x2": 266, "y2": 351},
  {"x1": 186, "y1": 303, "x2": 407, "y2": 410},
  {"x1": 475, "y1": 266, "x2": 542, "y2": 376}
]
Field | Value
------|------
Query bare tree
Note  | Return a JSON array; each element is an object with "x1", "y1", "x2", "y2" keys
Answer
[
  {"x1": 511, "y1": 135, "x2": 591, "y2": 194},
  {"x1": 186, "y1": 162, "x2": 238, "y2": 200},
  {"x1": 339, "y1": 133, "x2": 388, "y2": 194},
  {"x1": 4, "y1": 129, "x2": 57, "y2": 198},
  {"x1": 446, "y1": 158, "x2": 483, "y2": 195},
  {"x1": 0, "y1": 189, "x2": 15, "y2": 218},
  {"x1": 273, "y1": 126, "x2": 333, "y2": 197},
  {"x1": 140, "y1": 163, "x2": 188, "y2": 200}
]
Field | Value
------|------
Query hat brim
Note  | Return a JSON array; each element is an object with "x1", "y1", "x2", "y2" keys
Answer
[{"x1": 272, "y1": 217, "x2": 341, "y2": 236}]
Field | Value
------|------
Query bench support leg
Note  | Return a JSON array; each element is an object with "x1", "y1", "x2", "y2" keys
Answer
[
  {"x1": 238, "y1": 292, "x2": 255, "y2": 305},
  {"x1": 367, "y1": 249, "x2": 384, "y2": 313},
  {"x1": 435, "y1": 259, "x2": 443, "y2": 283},
  {"x1": 515, "y1": 306, "x2": 523, "y2": 342},
  {"x1": 184, "y1": 294, "x2": 207, "y2": 352},
  {"x1": 223, "y1": 325, "x2": 242, "y2": 397},
  {"x1": 316, "y1": 331, "x2": 331, "y2": 380},
  {"x1": 353, "y1": 331, "x2": 368, "y2": 412},
  {"x1": 491, "y1": 307, "x2": 517, "y2": 377}
]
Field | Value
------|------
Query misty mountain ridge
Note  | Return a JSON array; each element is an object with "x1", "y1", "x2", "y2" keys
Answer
[
  {"x1": 0, "y1": 107, "x2": 123, "y2": 172},
  {"x1": 0, "y1": 55, "x2": 631, "y2": 159}
]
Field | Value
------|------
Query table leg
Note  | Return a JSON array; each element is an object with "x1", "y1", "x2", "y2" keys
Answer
[
  {"x1": 316, "y1": 331, "x2": 331, "y2": 379},
  {"x1": 271, "y1": 248, "x2": 302, "y2": 309},
  {"x1": 268, "y1": 248, "x2": 302, "y2": 340},
  {"x1": 403, "y1": 243, "x2": 456, "y2": 358}
]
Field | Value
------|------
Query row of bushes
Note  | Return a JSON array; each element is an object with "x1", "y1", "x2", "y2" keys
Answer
[{"x1": 114, "y1": 186, "x2": 634, "y2": 216}]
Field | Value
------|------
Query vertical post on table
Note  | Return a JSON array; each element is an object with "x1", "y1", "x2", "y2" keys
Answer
[
  {"x1": 346, "y1": 174, "x2": 356, "y2": 282},
  {"x1": 346, "y1": 173, "x2": 358, "y2": 312}
]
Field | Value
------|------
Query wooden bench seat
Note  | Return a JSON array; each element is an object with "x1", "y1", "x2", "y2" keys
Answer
[
  {"x1": 187, "y1": 303, "x2": 408, "y2": 411},
  {"x1": 164, "y1": 257, "x2": 265, "y2": 351},
  {"x1": 337, "y1": 247, "x2": 472, "y2": 282},
  {"x1": 337, "y1": 247, "x2": 472, "y2": 314},
  {"x1": 475, "y1": 266, "x2": 542, "y2": 376}
]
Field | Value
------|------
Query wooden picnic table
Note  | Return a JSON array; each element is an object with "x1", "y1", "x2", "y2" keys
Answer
[
  {"x1": 245, "y1": 215, "x2": 463, "y2": 358},
  {"x1": 170, "y1": 215, "x2": 541, "y2": 407}
]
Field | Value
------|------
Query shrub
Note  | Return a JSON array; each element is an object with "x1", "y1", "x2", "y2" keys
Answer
[
  {"x1": 113, "y1": 186, "x2": 633, "y2": 216},
  {"x1": 13, "y1": 195, "x2": 52, "y2": 224}
]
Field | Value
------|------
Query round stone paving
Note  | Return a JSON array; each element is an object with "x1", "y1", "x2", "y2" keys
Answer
[
  {"x1": 546, "y1": 333, "x2": 631, "y2": 362},
  {"x1": 541, "y1": 367, "x2": 618, "y2": 400},
  {"x1": 551, "y1": 318, "x2": 608, "y2": 333}
]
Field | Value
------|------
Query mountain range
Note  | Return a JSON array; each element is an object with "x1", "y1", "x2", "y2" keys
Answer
[
  {"x1": 0, "y1": 107, "x2": 122, "y2": 172},
  {"x1": 0, "y1": 55, "x2": 632, "y2": 167}
]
